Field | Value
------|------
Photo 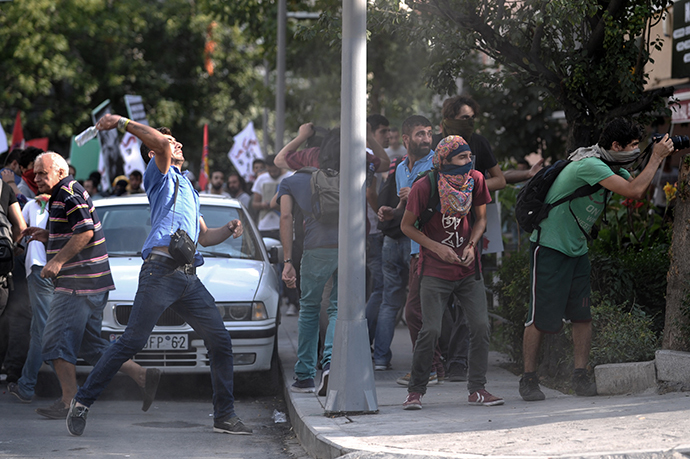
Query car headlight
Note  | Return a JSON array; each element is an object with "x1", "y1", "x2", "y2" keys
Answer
[{"x1": 217, "y1": 302, "x2": 268, "y2": 321}]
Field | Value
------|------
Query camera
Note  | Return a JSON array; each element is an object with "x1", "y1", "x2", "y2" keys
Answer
[{"x1": 651, "y1": 133, "x2": 690, "y2": 151}]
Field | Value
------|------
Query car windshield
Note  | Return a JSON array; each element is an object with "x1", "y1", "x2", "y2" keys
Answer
[{"x1": 98, "y1": 203, "x2": 262, "y2": 260}]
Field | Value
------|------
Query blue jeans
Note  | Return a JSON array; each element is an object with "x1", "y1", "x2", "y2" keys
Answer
[
  {"x1": 76, "y1": 259, "x2": 237, "y2": 421},
  {"x1": 295, "y1": 248, "x2": 338, "y2": 381},
  {"x1": 16, "y1": 265, "x2": 54, "y2": 398},
  {"x1": 42, "y1": 290, "x2": 110, "y2": 366},
  {"x1": 372, "y1": 236, "x2": 410, "y2": 366},
  {"x1": 365, "y1": 233, "x2": 384, "y2": 344}
]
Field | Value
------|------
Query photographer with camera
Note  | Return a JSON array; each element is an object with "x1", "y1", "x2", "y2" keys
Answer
[{"x1": 520, "y1": 118, "x2": 679, "y2": 402}]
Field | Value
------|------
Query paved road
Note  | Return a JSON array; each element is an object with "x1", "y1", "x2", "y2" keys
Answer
[{"x1": 0, "y1": 373, "x2": 309, "y2": 459}]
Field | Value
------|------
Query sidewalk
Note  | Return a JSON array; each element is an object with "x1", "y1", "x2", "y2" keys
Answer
[{"x1": 278, "y1": 308, "x2": 690, "y2": 459}]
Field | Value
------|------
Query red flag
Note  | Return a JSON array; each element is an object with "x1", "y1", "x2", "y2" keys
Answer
[
  {"x1": 10, "y1": 112, "x2": 24, "y2": 150},
  {"x1": 199, "y1": 124, "x2": 210, "y2": 191},
  {"x1": 26, "y1": 138, "x2": 49, "y2": 151}
]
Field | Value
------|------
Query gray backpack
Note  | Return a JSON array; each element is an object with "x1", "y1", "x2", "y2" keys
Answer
[{"x1": 296, "y1": 167, "x2": 339, "y2": 225}]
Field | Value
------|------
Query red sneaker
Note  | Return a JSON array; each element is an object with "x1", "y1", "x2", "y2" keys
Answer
[
  {"x1": 402, "y1": 392, "x2": 423, "y2": 410},
  {"x1": 468, "y1": 389, "x2": 504, "y2": 406}
]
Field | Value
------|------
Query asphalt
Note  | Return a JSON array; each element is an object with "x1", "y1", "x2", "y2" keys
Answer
[{"x1": 277, "y1": 305, "x2": 690, "y2": 459}]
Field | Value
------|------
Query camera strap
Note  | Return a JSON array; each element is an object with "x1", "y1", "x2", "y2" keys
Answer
[{"x1": 169, "y1": 176, "x2": 199, "y2": 241}]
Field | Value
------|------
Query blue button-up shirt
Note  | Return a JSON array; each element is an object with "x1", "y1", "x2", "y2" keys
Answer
[{"x1": 395, "y1": 151, "x2": 434, "y2": 255}]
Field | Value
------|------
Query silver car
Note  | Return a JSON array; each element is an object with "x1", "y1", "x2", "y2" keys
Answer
[{"x1": 80, "y1": 195, "x2": 282, "y2": 391}]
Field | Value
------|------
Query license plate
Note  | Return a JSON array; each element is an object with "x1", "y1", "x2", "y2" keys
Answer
[{"x1": 110, "y1": 334, "x2": 188, "y2": 350}]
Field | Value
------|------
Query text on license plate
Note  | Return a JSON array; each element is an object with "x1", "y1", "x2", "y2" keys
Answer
[{"x1": 111, "y1": 334, "x2": 188, "y2": 350}]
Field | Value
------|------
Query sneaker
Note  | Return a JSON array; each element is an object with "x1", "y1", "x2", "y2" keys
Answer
[
  {"x1": 285, "y1": 304, "x2": 298, "y2": 316},
  {"x1": 572, "y1": 372, "x2": 597, "y2": 396},
  {"x1": 141, "y1": 368, "x2": 161, "y2": 412},
  {"x1": 213, "y1": 416, "x2": 252, "y2": 435},
  {"x1": 402, "y1": 392, "x2": 423, "y2": 410},
  {"x1": 290, "y1": 378, "x2": 315, "y2": 393},
  {"x1": 8, "y1": 382, "x2": 32, "y2": 403},
  {"x1": 396, "y1": 372, "x2": 438, "y2": 386},
  {"x1": 519, "y1": 374, "x2": 546, "y2": 401},
  {"x1": 66, "y1": 399, "x2": 89, "y2": 436},
  {"x1": 468, "y1": 389, "x2": 504, "y2": 406},
  {"x1": 317, "y1": 363, "x2": 330, "y2": 396},
  {"x1": 374, "y1": 362, "x2": 392, "y2": 371},
  {"x1": 36, "y1": 399, "x2": 69, "y2": 419},
  {"x1": 447, "y1": 363, "x2": 468, "y2": 382}
]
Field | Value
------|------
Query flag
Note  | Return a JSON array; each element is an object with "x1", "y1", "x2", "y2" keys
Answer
[
  {"x1": 10, "y1": 112, "x2": 24, "y2": 150},
  {"x1": 0, "y1": 120, "x2": 7, "y2": 154},
  {"x1": 199, "y1": 124, "x2": 210, "y2": 192},
  {"x1": 26, "y1": 138, "x2": 49, "y2": 151},
  {"x1": 204, "y1": 22, "x2": 217, "y2": 75},
  {"x1": 119, "y1": 132, "x2": 147, "y2": 178},
  {"x1": 227, "y1": 122, "x2": 263, "y2": 182}
]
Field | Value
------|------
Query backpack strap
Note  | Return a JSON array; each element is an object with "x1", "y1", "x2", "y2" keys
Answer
[
  {"x1": 536, "y1": 183, "x2": 602, "y2": 244},
  {"x1": 415, "y1": 170, "x2": 439, "y2": 230}
]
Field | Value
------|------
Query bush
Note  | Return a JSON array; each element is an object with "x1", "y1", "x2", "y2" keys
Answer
[{"x1": 589, "y1": 295, "x2": 660, "y2": 367}]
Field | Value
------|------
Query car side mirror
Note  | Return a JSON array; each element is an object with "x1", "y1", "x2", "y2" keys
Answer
[{"x1": 263, "y1": 237, "x2": 283, "y2": 265}]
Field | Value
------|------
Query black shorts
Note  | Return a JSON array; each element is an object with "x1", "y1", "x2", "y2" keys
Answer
[{"x1": 527, "y1": 243, "x2": 592, "y2": 333}]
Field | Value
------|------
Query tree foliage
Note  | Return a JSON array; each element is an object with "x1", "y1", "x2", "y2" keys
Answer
[
  {"x1": 391, "y1": 0, "x2": 674, "y2": 148},
  {"x1": 0, "y1": 0, "x2": 263, "y2": 174}
]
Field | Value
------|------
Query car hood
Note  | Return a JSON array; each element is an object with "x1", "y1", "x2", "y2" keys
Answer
[{"x1": 107, "y1": 257, "x2": 265, "y2": 302}]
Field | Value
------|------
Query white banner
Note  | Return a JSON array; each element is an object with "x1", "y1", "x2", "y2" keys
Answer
[
  {"x1": 119, "y1": 132, "x2": 147, "y2": 179},
  {"x1": 0, "y1": 120, "x2": 7, "y2": 154},
  {"x1": 227, "y1": 121, "x2": 264, "y2": 181}
]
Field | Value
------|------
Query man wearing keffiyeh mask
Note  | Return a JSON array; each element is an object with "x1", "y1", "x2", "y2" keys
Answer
[
  {"x1": 519, "y1": 117, "x2": 678, "y2": 403},
  {"x1": 398, "y1": 135, "x2": 504, "y2": 410}
]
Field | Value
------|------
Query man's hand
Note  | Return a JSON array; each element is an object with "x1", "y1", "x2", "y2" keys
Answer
[
  {"x1": 528, "y1": 159, "x2": 545, "y2": 179},
  {"x1": 459, "y1": 244, "x2": 475, "y2": 266},
  {"x1": 1, "y1": 169, "x2": 15, "y2": 184},
  {"x1": 22, "y1": 226, "x2": 48, "y2": 243},
  {"x1": 652, "y1": 134, "x2": 674, "y2": 159},
  {"x1": 378, "y1": 205, "x2": 394, "y2": 221},
  {"x1": 227, "y1": 219, "x2": 243, "y2": 238},
  {"x1": 434, "y1": 243, "x2": 463, "y2": 265},
  {"x1": 41, "y1": 258, "x2": 63, "y2": 279},
  {"x1": 95, "y1": 114, "x2": 123, "y2": 131},
  {"x1": 282, "y1": 263, "x2": 297, "y2": 289},
  {"x1": 298, "y1": 123, "x2": 314, "y2": 138},
  {"x1": 398, "y1": 187, "x2": 410, "y2": 202}
]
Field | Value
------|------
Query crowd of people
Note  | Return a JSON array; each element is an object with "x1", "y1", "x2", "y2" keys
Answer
[{"x1": 0, "y1": 93, "x2": 680, "y2": 437}]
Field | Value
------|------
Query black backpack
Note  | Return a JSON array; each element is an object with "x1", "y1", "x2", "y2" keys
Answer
[
  {"x1": 515, "y1": 160, "x2": 602, "y2": 240},
  {"x1": 296, "y1": 167, "x2": 339, "y2": 225}
]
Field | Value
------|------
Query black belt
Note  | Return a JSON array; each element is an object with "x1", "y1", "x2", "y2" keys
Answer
[{"x1": 146, "y1": 253, "x2": 196, "y2": 275}]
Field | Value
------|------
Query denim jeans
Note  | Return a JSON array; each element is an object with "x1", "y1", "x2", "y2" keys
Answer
[
  {"x1": 409, "y1": 274, "x2": 490, "y2": 395},
  {"x1": 42, "y1": 290, "x2": 110, "y2": 366},
  {"x1": 365, "y1": 233, "x2": 384, "y2": 344},
  {"x1": 295, "y1": 248, "x2": 338, "y2": 381},
  {"x1": 76, "y1": 259, "x2": 237, "y2": 422},
  {"x1": 16, "y1": 265, "x2": 54, "y2": 398},
  {"x1": 371, "y1": 236, "x2": 410, "y2": 366}
]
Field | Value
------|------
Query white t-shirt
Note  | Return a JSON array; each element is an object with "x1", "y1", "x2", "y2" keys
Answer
[
  {"x1": 22, "y1": 198, "x2": 49, "y2": 275},
  {"x1": 251, "y1": 171, "x2": 293, "y2": 231},
  {"x1": 385, "y1": 145, "x2": 406, "y2": 160}
]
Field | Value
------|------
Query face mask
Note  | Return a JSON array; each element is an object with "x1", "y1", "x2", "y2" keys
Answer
[
  {"x1": 442, "y1": 118, "x2": 475, "y2": 141},
  {"x1": 441, "y1": 161, "x2": 473, "y2": 175}
]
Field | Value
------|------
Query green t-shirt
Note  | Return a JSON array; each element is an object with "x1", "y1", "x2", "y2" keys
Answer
[{"x1": 530, "y1": 157, "x2": 631, "y2": 257}]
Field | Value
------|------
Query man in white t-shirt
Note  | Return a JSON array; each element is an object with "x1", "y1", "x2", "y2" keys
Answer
[
  {"x1": 385, "y1": 127, "x2": 406, "y2": 160},
  {"x1": 8, "y1": 195, "x2": 54, "y2": 402},
  {"x1": 251, "y1": 156, "x2": 292, "y2": 238}
]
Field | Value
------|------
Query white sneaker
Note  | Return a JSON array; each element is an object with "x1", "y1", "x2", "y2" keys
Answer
[{"x1": 285, "y1": 304, "x2": 298, "y2": 316}]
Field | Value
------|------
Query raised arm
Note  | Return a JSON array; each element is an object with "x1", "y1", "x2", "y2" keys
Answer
[{"x1": 275, "y1": 123, "x2": 314, "y2": 169}]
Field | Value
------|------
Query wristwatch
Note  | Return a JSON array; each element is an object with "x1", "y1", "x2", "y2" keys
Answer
[{"x1": 283, "y1": 259, "x2": 292, "y2": 264}]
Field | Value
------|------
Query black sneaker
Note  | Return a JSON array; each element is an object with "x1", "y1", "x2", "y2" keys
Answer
[
  {"x1": 447, "y1": 363, "x2": 467, "y2": 382},
  {"x1": 141, "y1": 368, "x2": 161, "y2": 412},
  {"x1": 572, "y1": 372, "x2": 597, "y2": 396},
  {"x1": 519, "y1": 374, "x2": 546, "y2": 401},
  {"x1": 66, "y1": 399, "x2": 89, "y2": 436},
  {"x1": 213, "y1": 416, "x2": 252, "y2": 435},
  {"x1": 290, "y1": 378, "x2": 315, "y2": 393},
  {"x1": 317, "y1": 363, "x2": 330, "y2": 396},
  {"x1": 36, "y1": 399, "x2": 70, "y2": 419},
  {"x1": 8, "y1": 382, "x2": 33, "y2": 403}
]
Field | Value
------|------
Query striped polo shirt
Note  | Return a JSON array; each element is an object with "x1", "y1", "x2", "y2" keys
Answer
[{"x1": 47, "y1": 176, "x2": 114, "y2": 295}]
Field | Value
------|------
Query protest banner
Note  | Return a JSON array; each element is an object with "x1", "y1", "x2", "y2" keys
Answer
[{"x1": 227, "y1": 121, "x2": 263, "y2": 182}]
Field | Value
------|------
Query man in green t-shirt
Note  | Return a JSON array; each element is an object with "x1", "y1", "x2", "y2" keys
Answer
[{"x1": 520, "y1": 118, "x2": 677, "y2": 401}]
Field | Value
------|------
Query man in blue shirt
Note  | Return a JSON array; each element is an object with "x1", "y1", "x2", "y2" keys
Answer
[
  {"x1": 377, "y1": 115, "x2": 439, "y2": 382},
  {"x1": 67, "y1": 114, "x2": 251, "y2": 437}
]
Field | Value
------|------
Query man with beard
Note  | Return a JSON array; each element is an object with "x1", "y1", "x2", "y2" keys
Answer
[
  {"x1": 227, "y1": 172, "x2": 251, "y2": 209},
  {"x1": 377, "y1": 115, "x2": 444, "y2": 383},
  {"x1": 204, "y1": 170, "x2": 230, "y2": 197}
]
